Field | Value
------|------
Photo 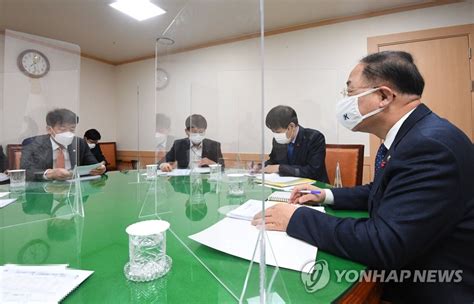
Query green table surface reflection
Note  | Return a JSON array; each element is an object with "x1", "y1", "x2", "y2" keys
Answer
[{"x1": 0, "y1": 171, "x2": 368, "y2": 303}]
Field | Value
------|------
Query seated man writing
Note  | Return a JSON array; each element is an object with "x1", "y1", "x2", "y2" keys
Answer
[
  {"x1": 160, "y1": 114, "x2": 224, "y2": 172},
  {"x1": 21, "y1": 108, "x2": 106, "y2": 181},
  {"x1": 263, "y1": 105, "x2": 329, "y2": 183}
]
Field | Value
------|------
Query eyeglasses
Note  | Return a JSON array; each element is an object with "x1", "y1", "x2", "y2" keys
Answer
[{"x1": 340, "y1": 86, "x2": 377, "y2": 98}]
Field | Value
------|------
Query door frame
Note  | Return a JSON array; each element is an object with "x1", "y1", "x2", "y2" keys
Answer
[{"x1": 366, "y1": 23, "x2": 474, "y2": 176}]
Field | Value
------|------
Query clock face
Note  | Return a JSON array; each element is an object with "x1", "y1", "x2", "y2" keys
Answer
[
  {"x1": 17, "y1": 49, "x2": 50, "y2": 78},
  {"x1": 156, "y1": 68, "x2": 169, "y2": 90},
  {"x1": 18, "y1": 239, "x2": 50, "y2": 264}
]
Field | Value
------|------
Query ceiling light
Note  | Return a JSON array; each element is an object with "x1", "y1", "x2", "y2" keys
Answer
[{"x1": 109, "y1": 0, "x2": 166, "y2": 21}]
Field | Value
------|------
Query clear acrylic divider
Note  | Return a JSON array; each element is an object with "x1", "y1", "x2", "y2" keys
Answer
[
  {"x1": 0, "y1": 29, "x2": 84, "y2": 267},
  {"x1": 137, "y1": 0, "x2": 294, "y2": 302}
]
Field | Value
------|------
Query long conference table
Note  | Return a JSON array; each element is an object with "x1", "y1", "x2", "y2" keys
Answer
[{"x1": 0, "y1": 171, "x2": 371, "y2": 303}]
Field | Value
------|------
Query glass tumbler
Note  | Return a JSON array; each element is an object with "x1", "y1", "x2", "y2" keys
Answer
[{"x1": 124, "y1": 220, "x2": 172, "y2": 282}]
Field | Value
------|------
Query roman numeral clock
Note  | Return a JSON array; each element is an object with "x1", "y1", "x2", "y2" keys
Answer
[{"x1": 17, "y1": 49, "x2": 50, "y2": 78}]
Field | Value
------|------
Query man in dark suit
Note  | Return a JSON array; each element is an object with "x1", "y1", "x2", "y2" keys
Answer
[
  {"x1": 160, "y1": 114, "x2": 223, "y2": 171},
  {"x1": 84, "y1": 128, "x2": 107, "y2": 164},
  {"x1": 264, "y1": 105, "x2": 329, "y2": 183},
  {"x1": 21, "y1": 108, "x2": 106, "y2": 181},
  {"x1": 253, "y1": 51, "x2": 474, "y2": 303}
]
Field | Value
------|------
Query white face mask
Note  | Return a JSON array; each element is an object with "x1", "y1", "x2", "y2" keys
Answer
[
  {"x1": 88, "y1": 143, "x2": 96, "y2": 149},
  {"x1": 189, "y1": 133, "x2": 205, "y2": 145},
  {"x1": 273, "y1": 130, "x2": 291, "y2": 144},
  {"x1": 155, "y1": 132, "x2": 166, "y2": 144},
  {"x1": 336, "y1": 88, "x2": 383, "y2": 130},
  {"x1": 53, "y1": 131, "x2": 75, "y2": 147}
]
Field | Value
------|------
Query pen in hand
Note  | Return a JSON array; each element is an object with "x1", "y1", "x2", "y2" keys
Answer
[{"x1": 298, "y1": 190, "x2": 322, "y2": 195}]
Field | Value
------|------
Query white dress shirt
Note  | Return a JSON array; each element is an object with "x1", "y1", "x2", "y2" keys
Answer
[{"x1": 189, "y1": 142, "x2": 203, "y2": 169}]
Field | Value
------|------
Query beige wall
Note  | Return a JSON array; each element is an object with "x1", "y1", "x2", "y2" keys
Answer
[
  {"x1": 0, "y1": 31, "x2": 117, "y2": 146},
  {"x1": 0, "y1": 30, "x2": 80, "y2": 145},
  {"x1": 114, "y1": 0, "x2": 474, "y2": 155},
  {"x1": 77, "y1": 58, "x2": 116, "y2": 142},
  {"x1": 2, "y1": 1, "x2": 473, "y2": 155}
]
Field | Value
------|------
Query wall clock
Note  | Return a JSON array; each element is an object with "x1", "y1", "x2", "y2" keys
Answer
[
  {"x1": 156, "y1": 68, "x2": 169, "y2": 90},
  {"x1": 17, "y1": 49, "x2": 50, "y2": 78},
  {"x1": 18, "y1": 239, "x2": 50, "y2": 264}
]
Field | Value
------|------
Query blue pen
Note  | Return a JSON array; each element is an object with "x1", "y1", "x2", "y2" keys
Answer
[{"x1": 298, "y1": 190, "x2": 321, "y2": 195}]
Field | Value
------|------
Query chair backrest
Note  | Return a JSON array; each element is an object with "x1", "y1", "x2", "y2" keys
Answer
[
  {"x1": 325, "y1": 144, "x2": 364, "y2": 187},
  {"x1": 99, "y1": 142, "x2": 117, "y2": 171},
  {"x1": 7, "y1": 144, "x2": 23, "y2": 170}
]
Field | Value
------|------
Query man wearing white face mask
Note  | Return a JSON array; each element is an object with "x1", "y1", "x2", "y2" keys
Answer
[
  {"x1": 253, "y1": 51, "x2": 474, "y2": 303},
  {"x1": 21, "y1": 109, "x2": 106, "y2": 181},
  {"x1": 160, "y1": 114, "x2": 223, "y2": 172},
  {"x1": 263, "y1": 105, "x2": 329, "y2": 183},
  {"x1": 84, "y1": 128, "x2": 107, "y2": 164}
]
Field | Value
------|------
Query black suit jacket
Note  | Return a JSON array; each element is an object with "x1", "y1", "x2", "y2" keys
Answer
[
  {"x1": 90, "y1": 145, "x2": 106, "y2": 164},
  {"x1": 286, "y1": 105, "x2": 474, "y2": 303},
  {"x1": 20, "y1": 135, "x2": 99, "y2": 180},
  {"x1": 165, "y1": 138, "x2": 224, "y2": 169},
  {"x1": 265, "y1": 126, "x2": 329, "y2": 183}
]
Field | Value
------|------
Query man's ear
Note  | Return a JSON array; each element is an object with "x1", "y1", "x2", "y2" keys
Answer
[
  {"x1": 378, "y1": 86, "x2": 395, "y2": 107},
  {"x1": 184, "y1": 129, "x2": 190, "y2": 136}
]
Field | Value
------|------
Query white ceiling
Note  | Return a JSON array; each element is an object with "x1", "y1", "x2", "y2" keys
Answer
[{"x1": 0, "y1": 0, "x2": 448, "y2": 64}]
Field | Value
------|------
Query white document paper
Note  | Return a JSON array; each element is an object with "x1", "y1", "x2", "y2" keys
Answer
[
  {"x1": 167, "y1": 169, "x2": 191, "y2": 176},
  {"x1": 0, "y1": 264, "x2": 93, "y2": 303},
  {"x1": 0, "y1": 198, "x2": 17, "y2": 208},
  {"x1": 75, "y1": 163, "x2": 101, "y2": 176},
  {"x1": 189, "y1": 205, "x2": 325, "y2": 272},
  {"x1": 256, "y1": 173, "x2": 300, "y2": 183},
  {"x1": 166, "y1": 167, "x2": 210, "y2": 176},
  {"x1": 0, "y1": 192, "x2": 10, "y2": 198},
  {"x1": 226, "y1": 199, "x2": 268, "y2": 221},
  {"x1": 66, "y1": 175, "x2": 101, "y2": 183},
  {"x1": 226, "y1": 199, "x2": 324, "y2": 221},
  {"x1": 0, "y1": 173, "x2": 9, "y2": 182}
]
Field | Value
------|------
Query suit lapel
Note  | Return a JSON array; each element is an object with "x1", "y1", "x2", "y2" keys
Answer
[
  {"x1": 68, "y1": 137, "x2": 78, "y2": 168},
  {"x1": 368, "y1": 104, "x2": 432, "y2": 214},
  {"x1": 42, "y1": 136, "x2": 54, "y2": 169},
  {"x1": 182, "y1": 139, "x2": 190, "y2": 168},
  {"x1": 201, "y1": 139, "x2": 209, "y2": 159},
  {"x1": 292, "y1": 126, "x2": 305, "y2": 164}
]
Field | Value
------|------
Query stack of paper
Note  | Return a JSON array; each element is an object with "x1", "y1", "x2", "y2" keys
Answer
[
  {"x1": 267, "y1": 191, "x2": 292, "y2": 202},
  {"x1": 0, "y1": 198, "x2": 16, "y2": 208},
  {"x1": 141, "y1": 168, "x2": 211, "y2": 177},
  {"x1": 255, "y1": 173, "x2": 314, "y2": 189},
  {"x1": 0, "y1": 264, "x2": 93, "y2": 303},
  {"x1": 226, "y1": 199, "x2": 269, "y2": 221},
  {"x1": 190, "y1": 201, "x2": 325, "y2": 272}
]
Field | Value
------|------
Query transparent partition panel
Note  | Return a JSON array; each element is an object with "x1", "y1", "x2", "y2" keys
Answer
[
  {"x1": 0, "y1": 29, "x2": 84, "y2": 267},
  {"x1": 142, "y1": 0, "x2": 288, "y2": 302}
]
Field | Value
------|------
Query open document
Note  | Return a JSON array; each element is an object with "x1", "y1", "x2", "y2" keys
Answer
[
  {"x1": 189, "y1": 200, "x2": 325, "y2": 272},
  {"x1": 0, "y1": 264, "x2": 93, "y2": 303},
  {"x1": 75, "y1": 163, "x2": 101, "y2": 176}
]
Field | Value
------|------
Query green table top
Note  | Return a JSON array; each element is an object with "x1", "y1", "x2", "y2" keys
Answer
[{"x1": 0, "y1": 171, "x2": 368, "y2": 303}]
